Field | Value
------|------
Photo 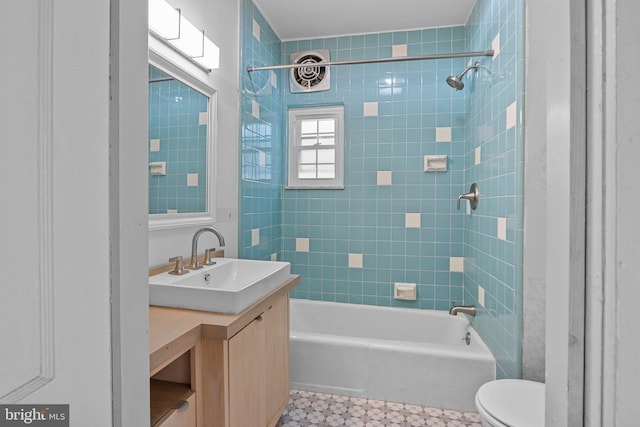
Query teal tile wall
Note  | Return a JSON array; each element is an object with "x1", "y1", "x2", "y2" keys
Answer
[
  {"x1": 463, "y1": 0, "x2": 525, "y2": 379},
  {"x1": 239, "y1": 0, "x2": 526, "y2": 380},
  {"x1": 148, "y1": 66, "x2": 207, "y2": 214},
  {"x1": 281, "y1": 28, "x2": 468, "y2": 309},
  {"x1": 239, "y1": 0, "x2": 283, "y2": 260}
]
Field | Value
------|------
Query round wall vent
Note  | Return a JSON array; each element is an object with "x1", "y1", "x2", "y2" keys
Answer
[{"x1": 289, "y1": 49, "x2": 331, "y2": 93}]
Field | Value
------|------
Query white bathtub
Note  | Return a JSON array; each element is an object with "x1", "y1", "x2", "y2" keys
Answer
[{"x1": 289, "y1": 299, "x2": 496, "y2": 411}]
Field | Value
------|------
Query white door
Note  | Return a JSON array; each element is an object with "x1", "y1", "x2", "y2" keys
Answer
[{"x1": 0, "y1": 0, "x2": 114, "y2": 423}]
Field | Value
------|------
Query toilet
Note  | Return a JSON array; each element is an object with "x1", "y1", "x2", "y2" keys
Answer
[{"x1": 475, "y1": 379, "x2": 545, "y2": 427}]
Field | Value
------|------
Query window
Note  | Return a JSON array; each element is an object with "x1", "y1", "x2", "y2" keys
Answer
[{"x1": 287, "y1": 105, "x2": 344, "y2": 189}]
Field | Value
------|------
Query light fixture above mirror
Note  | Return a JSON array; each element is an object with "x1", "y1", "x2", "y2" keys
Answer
[{"x1": 148, "y1": 0, "x2": 219, "y2": 71}]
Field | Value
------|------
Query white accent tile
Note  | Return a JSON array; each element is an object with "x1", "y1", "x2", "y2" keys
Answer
[
  {"x1": 497, "y1": 217, "x2": 507, "y2": 240},
  {"x1": 167, "y1": 209, "x2": 178, "y2": 214},
  {"x1": 466, "y1": 200, "x2": 471, "y2": 215},
  {"x1": 296, "y1": 238, "x2": 310, "y2": 252},
  {"x1": 475, "y1": 147, "x2": 481, "y2": 165},
  {"x1": 478, "y1": 286, "x2": 485, "y2": 307},
  {"x1": 377, "y1": 171, "x2": 392, "y2": 186},
  {"x1": 405, "y1": 213, "x2": 421, "y2": 228},
  {"x1": 506, "y1": 101, "x2": 517, "y2": 130},
  {"x1": 251, "y1": 100, "x2": 260, "y2": 119},
  {"x1": 435, "y1": 127, "x2": 452, "y2": 142},
  {"x1": 492, "y1": 33, "x2": 500, "y2": 59},
  {"x1": 149, "y1": 139, "x2": 160, "y2": 152},
  {"x1": 271, "y1": 253, "x2": 278, "y2": 261},
  {"x1": 363, "y1": 101, "x2": 378, "y2": 117},
  {"x1": 198, "y1": 112, "x2": 208, "y2": 125},
  {"x1": 348, "y1": 253, "x2": 363, "y2": 269},
  {"x1": 392, "y1": 44, "x2": 407, "y2": 57},
  {"x1": 252, "y1": 19, "x2": 261, "y2": 41},
  {"x1": 251, "y1": 228, "x2": 260, "y2": 246},
  {"x1": 450, "y1": 257, "x2": 464, "y2": 272},
  {"x1": 270, "y1": 70, "x2": 277, "y2": 88},
  {"x1": 258, "y1": 150, "x2": 266, "y2": 167},
  {"x1": 187, "y1": 173, "x2": 199, "y2": 187}
]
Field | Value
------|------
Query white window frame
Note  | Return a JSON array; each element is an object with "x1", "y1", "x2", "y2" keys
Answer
[{"x1": 287, "y1": 105, "x2": 345, "y2": 189}]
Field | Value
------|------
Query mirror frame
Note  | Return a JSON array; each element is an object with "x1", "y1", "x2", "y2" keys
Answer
[{"x1": 148, "y1": 50, "x2": 218, "y2": 231}]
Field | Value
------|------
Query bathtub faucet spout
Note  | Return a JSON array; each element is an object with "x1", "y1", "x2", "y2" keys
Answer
[{"x1": 448, "y1": 302, "x2": 476, "y2": 317}]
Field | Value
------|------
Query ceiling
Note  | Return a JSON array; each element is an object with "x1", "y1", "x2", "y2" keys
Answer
[{"x1": 252, "y1": 0, "x2": 477, "y2": 41}]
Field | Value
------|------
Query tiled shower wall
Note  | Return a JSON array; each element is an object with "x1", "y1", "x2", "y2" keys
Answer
[
  {"x1": 280, "y1": 30, "x2": 469, "y2": 309},
  {"x1": 239, "y1": 0, "x2": 283, "y2": 260},
  {"x1": 239, "y1": 0, "x2": 525, "y2": 378},
  {"x1": 463, "y1": 0, "x2": 525, "y2": 379}
]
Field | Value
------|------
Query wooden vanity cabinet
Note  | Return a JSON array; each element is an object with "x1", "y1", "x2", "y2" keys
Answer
[
  {"x1": 228, "y1": 293, "x2": 290, "y2": 427},
  {"x1": 150, "y1": 349, "x2": 198, "y2": 427},
  {"x1": 150, "y1": 275, "x2": 299, "y2": 427},
  {"x1": 263, "y1": 292, "x2": 290, "y2": 423}
]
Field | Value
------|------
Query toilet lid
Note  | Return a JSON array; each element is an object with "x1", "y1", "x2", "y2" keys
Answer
[{"x1": 476, "y1": 379, "x2": 545, "y2": 427}]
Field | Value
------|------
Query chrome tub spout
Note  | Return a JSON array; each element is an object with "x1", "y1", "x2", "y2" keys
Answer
[{"x1": 448, "y1": 303, "x2": 476, "y2": 317}]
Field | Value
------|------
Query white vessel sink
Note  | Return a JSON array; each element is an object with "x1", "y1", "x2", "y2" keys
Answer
[{"x1": 149, "y1": 258, "x2": 291, "y2": 314}]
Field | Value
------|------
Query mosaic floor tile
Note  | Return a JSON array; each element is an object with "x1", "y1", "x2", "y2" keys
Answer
[{"x1": 276, "y1": 390, "x2": 482, "y2": 427}]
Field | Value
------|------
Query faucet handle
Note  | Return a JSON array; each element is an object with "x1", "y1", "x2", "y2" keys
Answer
[
  {"x1": 203, "y1": 248, "x2": 217, "y2": 266},
  {"x1": 457, "y1": 183, "x2": 479, "y2": 210},
  {"x1": 168, "y1": 256, "x2": 189, "y2": 275}
]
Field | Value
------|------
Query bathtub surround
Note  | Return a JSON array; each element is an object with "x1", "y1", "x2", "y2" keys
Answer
[
  {"x1": 280, "y1": 27, "x2": 468, "y2": 310},
  {"x1": 240, "y1": 0, "x2": 284, "y2": 261},
  {"x1": 463, "y1": 0, "x2": 526, "y2": 379},
  {"x1": 240, "y1": 0, "x2": 525, "y2": 379}
]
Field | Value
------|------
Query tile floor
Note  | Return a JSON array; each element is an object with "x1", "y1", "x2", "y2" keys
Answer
[{"x1": 276, "y1": 389, "x2": 483, "y2": 427}]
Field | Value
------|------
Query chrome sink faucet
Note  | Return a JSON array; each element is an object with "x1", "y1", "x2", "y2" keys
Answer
[
  {"x1": 449, "y1": 302, "x2": 476, "y2": 317},
  {"x1": 187, "y1": 226, "x2": 226, "y2": 270}
]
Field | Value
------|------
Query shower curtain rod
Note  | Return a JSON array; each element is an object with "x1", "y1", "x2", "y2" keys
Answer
[{"x1": 247, "y1": 49, "x2": 494, "y2": 72}]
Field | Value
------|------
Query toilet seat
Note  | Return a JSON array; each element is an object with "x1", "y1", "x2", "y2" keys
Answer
[{"x1": 475, "y1": 379, "x2": 544, "y2": 427}]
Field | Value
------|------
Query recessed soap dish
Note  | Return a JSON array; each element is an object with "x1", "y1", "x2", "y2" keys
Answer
[{"x1": 424, "y1": 155, "x2": 447, "y2": 172}]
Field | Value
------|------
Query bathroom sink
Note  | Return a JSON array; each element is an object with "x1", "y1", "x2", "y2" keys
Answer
[{"x1": 149, "y1": 258, "x2": 291, "y2": 314}]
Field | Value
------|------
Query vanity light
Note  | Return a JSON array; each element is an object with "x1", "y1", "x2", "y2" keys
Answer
[
  {"x1": 148, "y1": 0, "x2": 180, "y2": 39},
  {"x1": 193, "y1": 37, "x2": 220, "y2": 70},
  {"x1": 148, "y1": 0, "x2": 220, "y2": 71},
  {"x1": 170, "y1": 14, "x2": 205, "y2": 58}
]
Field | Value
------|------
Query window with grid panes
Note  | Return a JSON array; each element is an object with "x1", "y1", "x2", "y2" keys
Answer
[{"x1": 287, "y1": 105, "x2": 344, "y2": 189}]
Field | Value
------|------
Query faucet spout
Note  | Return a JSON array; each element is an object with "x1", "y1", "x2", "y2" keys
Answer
[
  {"x1": 448, "y1": 304, "x2": 476, "y2": 317},
  {"x1": 188, "y1": 226, "x2": 226, "y2": 269}
]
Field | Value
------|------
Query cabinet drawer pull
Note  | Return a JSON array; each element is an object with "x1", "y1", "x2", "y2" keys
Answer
[
  {"x1": 256, "y1": 315, "x2": 263, "y2": 322},
  {"x1": 171, "y1": 400, "x2": 190, "y2": 412}
]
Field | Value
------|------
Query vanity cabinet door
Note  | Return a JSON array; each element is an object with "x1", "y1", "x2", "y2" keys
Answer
[
  {"x1": 228, "y1": 315, "x2": 266, "y2": 426},
  {"x1": 264, "y1": 293, "x2": 290, "y2": 424}
]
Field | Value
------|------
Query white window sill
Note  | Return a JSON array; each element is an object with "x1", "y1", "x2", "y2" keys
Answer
[{"x1": 284, "y1": 185, "x2": 345, "y2": 190}]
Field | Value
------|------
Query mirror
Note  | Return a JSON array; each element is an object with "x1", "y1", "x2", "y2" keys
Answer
[{"x1": 148, "y1": 53, "x2": 217, "y2": 230}]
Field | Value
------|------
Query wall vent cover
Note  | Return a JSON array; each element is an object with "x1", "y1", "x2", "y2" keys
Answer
[{"x1": 289, "y1": 49, "x2": 331, "y2": 93}]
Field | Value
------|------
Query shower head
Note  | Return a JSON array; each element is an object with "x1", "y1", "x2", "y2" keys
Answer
[{"x1": 446, "y1": 62, "x2": 479, "y2": 91}]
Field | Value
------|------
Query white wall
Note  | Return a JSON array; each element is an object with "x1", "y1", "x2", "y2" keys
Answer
[
  {"x1": 522, "y1": 0, "x2": 547, "y2": 384},
  {"x1": 529, "y1": 0, "x2": 640, "y2": 424},
  {"x1": 527, "y1": 0, "x2": 587, "y2": 424},
  {"x1": 148, "y1": 0, "x2": 240, "y2": 266},
  {"x1": 110, "y1": 0, "x2": 151, "y2": 425},
  {"x1": 590, "y1": 0, "x2": 640, "y2": 424}
]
